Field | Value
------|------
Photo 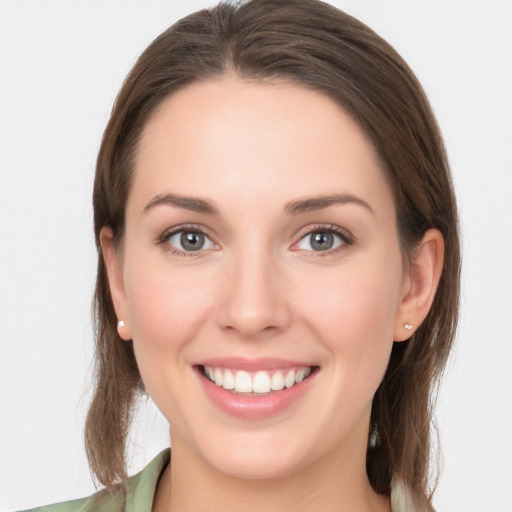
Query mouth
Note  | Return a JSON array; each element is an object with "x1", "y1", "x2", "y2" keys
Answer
[
  {"x1": 199, "y1": 364, "x2": 318, "y2": 395},
  {"x1": 194, "y1": 357, "x2": 319, "y2": 418}
]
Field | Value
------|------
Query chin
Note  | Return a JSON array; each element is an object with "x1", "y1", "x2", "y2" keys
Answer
[
  {"x1": 189, "y1": 425, "x2": 326, "y2": 481},
  {"x1": 208, "y1": 448, "x2": 304, "y2": 481}
]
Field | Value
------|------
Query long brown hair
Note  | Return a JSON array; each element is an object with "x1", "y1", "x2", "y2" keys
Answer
[{"x1": 86, "y1": 1, "x2": 460, "y2": 509}]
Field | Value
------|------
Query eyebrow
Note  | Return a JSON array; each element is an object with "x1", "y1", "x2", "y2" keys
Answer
[
  {"x1": 143, "y1": 192, "x2": 374, "y2": 216},
  {"x1": 284, "y1": 194, "x2": 375, "y2": 215},
  {"x1": 143, "y1": 193, "x2": 220, "y2": 215}
]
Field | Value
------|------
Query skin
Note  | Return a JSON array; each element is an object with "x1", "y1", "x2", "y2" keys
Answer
[{"x1": 101, "y1": 78, "x2": 444, "y2": 512}]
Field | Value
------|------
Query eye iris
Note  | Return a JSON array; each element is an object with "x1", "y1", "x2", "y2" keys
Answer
[
  {"x1": 311, "y1": 231, "x2": 334, "y2": 251},
  {"x1": 181, "y1": 231, "x2": 204, "y2": 251}
]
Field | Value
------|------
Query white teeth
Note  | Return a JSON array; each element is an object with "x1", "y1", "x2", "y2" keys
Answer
[
  {"x1": 284, "y1": 369, "x2": 296, "y2": 388},
  {"x1": 203, "y1": 365, "x2": 312, "y2": 393},
  {"x1": 222, "y1": 370, "x2": 235, "y2": 390},
  {"x1": 234, "y1": 370, "x2": 253, "y2": 393},
  {"x1": 252, "y1": 371, "x2": 271, "y2": 393},
  {"x1": 214, "y1": 368, "x2": 223, "y2": 387},
  {"x1": 270, "y1": 371, "x2": 285, "y2": 391},
  {"x1": 296, "y1": 368, "x2": 308, "y2": 383}
]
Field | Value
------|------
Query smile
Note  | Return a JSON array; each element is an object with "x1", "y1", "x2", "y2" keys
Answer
[
  {"x1": 202, "y1": 365, "x2": 313, "y2": 394},
  {"x1": 195, "y1": 358, "x2": 318, "y2": 419}
]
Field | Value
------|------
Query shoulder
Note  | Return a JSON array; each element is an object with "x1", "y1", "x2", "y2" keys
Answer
[
  {"x1": 15, "y1": 491, "x2": 119, "y2": 512},
  {"x1": 17, "y1": 449, "x2": 171, "y2": 512}
]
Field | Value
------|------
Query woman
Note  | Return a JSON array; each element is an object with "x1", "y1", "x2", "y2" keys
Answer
[{"x1": 20, "y1": 0, "x2": 460, "y2": 511}]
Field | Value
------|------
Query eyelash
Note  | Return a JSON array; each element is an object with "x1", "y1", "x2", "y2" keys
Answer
[
  {"x1": 294, "y1": 224, "x2": 354, "y2": 257},
  {"x1": 156, "y1": 224, "x2": 214, "y2": 257},
  {"x1": 156, "y1": 223, "x2": 354, "y2": 257}
]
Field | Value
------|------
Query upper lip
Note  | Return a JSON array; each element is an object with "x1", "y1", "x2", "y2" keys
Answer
[{"x1": 194, "y1": 357, "x2": 315, "y2": 371}]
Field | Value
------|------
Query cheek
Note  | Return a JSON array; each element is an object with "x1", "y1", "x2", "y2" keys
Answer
[
  {"x1": 300, "y1": 248, "x2": 403, "y2": 386},
  {"x1": 123, "y1": 255, "x2": 216, "y2": 374},
  {"x1": 306, "y1": 253, "x2": 401, "y2": 331},
  {"x1": 122, "y1": 258, "x2": 221, "y2": 427}
]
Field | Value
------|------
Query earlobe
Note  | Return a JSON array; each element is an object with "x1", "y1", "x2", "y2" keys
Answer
[
  {"x1": 394, "y1": 229, "x2": 444, "y2": 342},
  {"x1": 100, "y1": 227, "x2": 132, "y2": 340}
]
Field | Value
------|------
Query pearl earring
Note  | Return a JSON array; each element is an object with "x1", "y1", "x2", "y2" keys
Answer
[
  {"x1": 118, "y1": 320, "x2": 125, "y2": 328},
  {"x1": 404, "y1": 323, "x2": 413, "y2": 331}
]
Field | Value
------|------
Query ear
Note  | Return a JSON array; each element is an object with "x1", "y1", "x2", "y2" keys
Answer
[
  {"x1": 394, "y1": 229, "x2": 444, "y2": 341},
  {"x1": 100, "y1": 227, "x2": 133, "y2": 340}
]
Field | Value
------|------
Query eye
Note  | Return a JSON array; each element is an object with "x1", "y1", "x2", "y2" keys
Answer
[
  {"x1": 164, "y1": 229, "x2": 217, "y2": 253},
  {"x1": 295, "y1": 226, "x2": 351, "y2": 253}
]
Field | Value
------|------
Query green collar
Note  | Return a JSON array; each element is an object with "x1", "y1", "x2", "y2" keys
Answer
[{"x1": 20, "y1": 448, "x2": 171, "y2": 512}]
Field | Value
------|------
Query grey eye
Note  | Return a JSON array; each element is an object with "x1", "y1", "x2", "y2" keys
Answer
[
  {"x1": 181, "y1": 231, "x2": 205, "y2": 251},
  {"x1": 297, "y1": 230, "x2": 344, "y2": 252},
  {"x1": 166, "y1": 230, "x2": 216, "y2": 252},
  {"x1": 310, "y1": 232, "x2": 334, "y2": 251}
]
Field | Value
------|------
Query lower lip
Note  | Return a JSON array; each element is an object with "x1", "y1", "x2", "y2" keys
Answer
[{"x1": 196, "y1": 367, "x2": 316, "y2": 420}]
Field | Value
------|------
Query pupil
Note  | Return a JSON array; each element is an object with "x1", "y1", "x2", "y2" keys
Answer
[
  {"x1": 311, "y1": 232, "x2": 333, "y2": 251},
  {"x1": 181, "y1": 231, "x2": 204, "y2": 251}
]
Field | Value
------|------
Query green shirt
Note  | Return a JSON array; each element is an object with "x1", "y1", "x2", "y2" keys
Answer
[
  {"x1": 19, "y1": 449, "x2": 170, "y2": 512},
  {"x1": 19, "y1": 448, "x2": 412, "y2": 512}
]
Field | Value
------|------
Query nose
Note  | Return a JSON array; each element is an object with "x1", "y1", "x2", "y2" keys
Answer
[{"x1": 216, "y1": 247, "x2": 292, "y2": 339}]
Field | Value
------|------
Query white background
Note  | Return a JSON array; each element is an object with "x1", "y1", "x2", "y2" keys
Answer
[{"x1": 1, "y1": 1, "x2": 511, "y2": 511}]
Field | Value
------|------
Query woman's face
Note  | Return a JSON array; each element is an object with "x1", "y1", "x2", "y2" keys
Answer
[{"x1": 105, "y1": 78, "x2": 411, "y2": 479}]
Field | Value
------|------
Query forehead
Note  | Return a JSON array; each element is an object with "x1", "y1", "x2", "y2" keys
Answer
[{"x1": 131, "y1": 77, "x2": 394, "y2": 218}]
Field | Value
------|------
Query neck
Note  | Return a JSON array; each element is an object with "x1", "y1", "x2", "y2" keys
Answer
[{"x1": 155, "y1": 429, "x2": 391, "y2": 512}]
